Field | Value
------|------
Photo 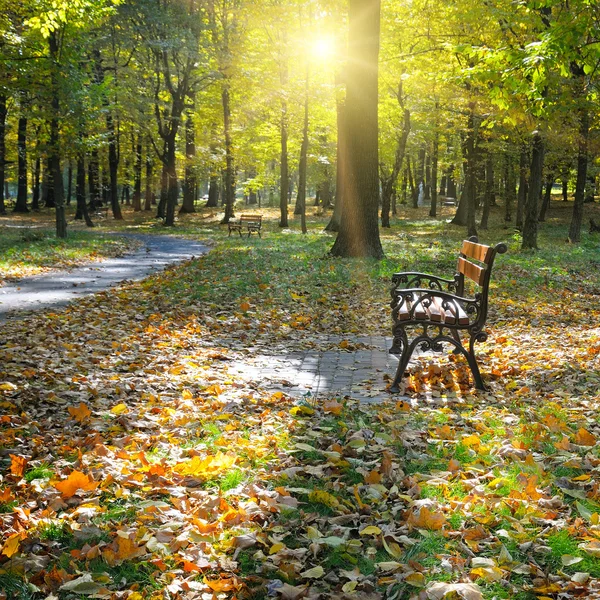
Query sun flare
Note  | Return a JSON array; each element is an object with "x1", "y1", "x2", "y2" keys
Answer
[{"x1": 311, "y1": 36, "x2": 336, "y2": 60}]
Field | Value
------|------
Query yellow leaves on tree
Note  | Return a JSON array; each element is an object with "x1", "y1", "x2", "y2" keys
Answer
[
  {"x1": 174, "y1": 452, "x2": 237, "y2": 478},
  {"x1": 54, "y1": 471, "x2": 98, "y2": 499}
]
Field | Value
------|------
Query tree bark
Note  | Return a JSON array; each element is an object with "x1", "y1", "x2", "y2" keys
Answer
[
  {"x1": 75, "y1": 154, "x2": 94, "y2": 226},
  {"x1": 325, "y1": 99, "x2": 346, "y2": 232},
  {"x1": 568, "y1": 108, "x2": 589, "y2": 243},
  {"x1": 429, "y1": 127, "x2": 438, "y2": 218},
  {"x1": 66, "y1": 162, "x2": 72, "y2": 206},
  {"x1": 516, "y1": 146, "x2": 528, "y2": 229},
  {"x1": 144, "y1": 138, "x2": 153, "y2": 210},
  {"x1": 180, "y1": 110, "x2": 196, "y2": 214},
  {"x1": 0, "y1": 94, "x2": 6, "y2": 215},
  {"x1": 32, "y1": 155, "x2": 40, "y2": 210},
  {"x1": 279, "y1": 39, "x2": 289, "y2": 227},
  {"x1": 14, "y1": 113, "x2": 29, "y2": 213},
  {"x1": 132, "y1": 135, "x2": 142, "y2": 211},
  {"x1": 330, "y1": 0, "x2": 383, "y2": 258},
  {"x1": 49, "y1": 31, "x2": 67, "y2": 238},
  {"x1": 207, "y1": 175, "x2": 219, "y2": 207},
  {"x1": 538, "y1": 173, "x2": 553, "y2": 222},
  {"x1": 88, "y1": 150, "x2": 100, "y2": 211},
  {"x1": 221, "y1": 85, "x2": 235, "y2": 223},
  {"x1": 296, "y1": 65, "x2": 309, "y2": 233},
  {"x1": 522, "y1": 131, "x2": 543, "y2": 250},
  {"x1": 504, "y1": 151, "x2": 516, "y2": 223}
]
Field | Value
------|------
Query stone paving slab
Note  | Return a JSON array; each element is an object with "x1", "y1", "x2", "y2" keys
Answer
[{"x1": 228, "y1": 334, "x2": 418, "y2": 404}]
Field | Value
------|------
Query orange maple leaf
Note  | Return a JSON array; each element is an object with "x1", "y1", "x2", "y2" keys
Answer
[
  {"x1": 407, "y1": 505, "x2": 446, "y2": 530},
  {"x1": 365, "y1": 470, "x2": 382, "y2": 484},
  {"x1": 575, "y1": 428, "x2": 597, "y2": 446},
  {"x1": 103, "y1": 536, "x2": 146, "y2": 566},
  {"x1": 0, "y1": 488, "x2": 14, "y2": 503},
  {"x1": 54, "y1": 471, "x2": 98, "y2": 499},
  {"x1": 9, "y1": 454, "x2": 27, "y2": 478},
  {"x1": 323, "y1": 399, "x2": 343, "y2": 415},
  {"x1": 68, "y1": 402, "x2": 91, "y2": 423}
]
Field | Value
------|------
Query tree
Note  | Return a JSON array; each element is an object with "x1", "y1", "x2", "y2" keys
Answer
[{"x1": 330, "y1": 0, "x2": 383, "y2": 259}]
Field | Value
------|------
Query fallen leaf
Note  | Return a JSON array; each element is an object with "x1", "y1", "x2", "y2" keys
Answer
[
  {"x1": 54, "y1": 471, "x2": 98, "y2": 499},
  {"x1": 68, "y1": 402, "x2": 92, "y2": 423}
]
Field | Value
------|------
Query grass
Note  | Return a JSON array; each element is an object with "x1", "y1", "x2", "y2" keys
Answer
[
  {"x1": 24, "y1": 463, "x2": 54, "y2": 482},
  {"x1": 0, "y1": 572, "x2": 36, "y2": 600}
]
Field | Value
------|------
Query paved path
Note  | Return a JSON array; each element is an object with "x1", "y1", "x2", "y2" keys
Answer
[
  {"x1": 0, "y1": 234, "x2": 209, "y2": 320},
  {"x1": 0, "y1": 234, "x2": 407, "y2": 402}
]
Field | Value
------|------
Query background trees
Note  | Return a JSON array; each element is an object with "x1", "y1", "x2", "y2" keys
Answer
[{"x1": 0, "y1": 0, "x2": 597, "y2": 248}]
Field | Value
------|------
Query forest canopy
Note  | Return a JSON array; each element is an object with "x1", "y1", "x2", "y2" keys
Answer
[{"x1": 0, "y1": 0, "x2": 598, "y2": 247}]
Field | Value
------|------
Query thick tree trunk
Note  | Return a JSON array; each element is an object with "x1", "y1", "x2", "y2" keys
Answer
[
  {"x1": 446, "y1": 168, "x2": 457, "y2": 199},
  {"x1": 207, "y1": 175, "x2": 219, "y2": 207},
  {"x1": 180, "y1": 110, "x2": 196, "y2": 214},
  {"x1": 0, "y1": 94, "x2": 6, "y2": 215},
  {"x1": 49, "y1": 31, "x2": 67, "y2": 238},
  {"x1": 522, "y1": 131, "x2": 543, "y2": 250},
  {"x1": 164, "y1": 140, "x2": 178, "y2": 226},
  {"x1": 15, "y1": 114, "x2": 29, "y2": 213},
  {"x1": 568, "y1": 109, "x2": 589, "y2": 243},
  {"x1": 43, "y1": 159, "x2": 55, "y2": 208},
  {"x1": 157, "y1": 161, "x2": 168, "y2": 219},
  {"x1": 132, "y1": 135, "x2": 142, "y2": 211},
  {"x1": 330, "y1": 0, "x2": 383, "y2": 258},
  {"x1": 221, "y1": 85, "x2": 235, "y2": 223}
]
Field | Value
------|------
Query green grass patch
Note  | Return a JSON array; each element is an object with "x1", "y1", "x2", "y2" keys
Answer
[{"x1": 24, "y1": 463, "x2": 54, "y2": 482}]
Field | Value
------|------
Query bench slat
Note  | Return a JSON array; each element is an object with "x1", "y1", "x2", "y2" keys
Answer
[
  {"x1": 458, "y1": 257, "x2": 485, "y2": 286},
  {"x1": 461, "y1": 240, "x2": 493, "y2": 263}
]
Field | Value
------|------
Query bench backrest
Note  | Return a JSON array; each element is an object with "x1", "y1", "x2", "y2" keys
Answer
[
  {"x1": 456, "y1": 237, "x2": 507, "y2": 320},
  {"x1": 239, "y1": 214, "x2": 262, "y2": 224}
]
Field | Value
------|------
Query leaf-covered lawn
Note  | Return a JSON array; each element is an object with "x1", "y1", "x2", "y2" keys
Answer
[
  {"x1": 1, "y1": 207, "x2": 600, "y2": 599},
  {"x1": 0, "y1": 227, "x2": 140, "y2": 285}
]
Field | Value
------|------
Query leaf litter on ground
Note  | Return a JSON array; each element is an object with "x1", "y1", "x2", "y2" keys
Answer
[{"x1": 1, "y1": 213, "x2": 600, "y2": 599}]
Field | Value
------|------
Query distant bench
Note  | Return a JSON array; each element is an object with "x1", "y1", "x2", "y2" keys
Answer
[
  {"x1": 228, "y1": 214, "x2": 262, "y2": 237},
  {"x1": 389, "y1": 237, "x2": 507, "y2": 391}
]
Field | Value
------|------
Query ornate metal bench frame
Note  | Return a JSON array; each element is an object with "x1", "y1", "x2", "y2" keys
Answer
[
  {"x1": 228, "y1": 214, "x2": 262, "y2": 238},
  {"x1": 389, "y1": 237, "x2": 507, "y2": 392}
]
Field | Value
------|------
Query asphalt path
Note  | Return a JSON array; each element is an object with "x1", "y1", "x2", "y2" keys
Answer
[{"x1": 0, "y1": 234, "x2": 209, "y2": 321}]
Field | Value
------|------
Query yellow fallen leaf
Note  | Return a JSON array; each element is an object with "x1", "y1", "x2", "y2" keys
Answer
[
  {"x1": 1, "y1": 532, "x2": 24, "y2": 558},
  {"x1": 174, "y1": 452, "x2": 237, "y2": 477},
  {"x1": 308, "y1": 489, "x2": 339, "y2": 508},
  {"x1": 405, "y1": 572, "x2": 426, "y2": 587},
  {"x1": 269, "y1": 542, "x2": 286, "y2": 554},
  {"x1": 301, "y1": 566, "x2": 324, "y2": 579},
  {"x1": 407, "y1": 506, "x2": 446, "y2": 530},
  {"x1": 342, "y1": 581, "x2": 357, "y2": 593},
  {"x1": 462, "y1": 434, "x2": 481, "y2": 448},
  {"x1": 110, "y1": 403, "x2": 128, "y2": 415},
  {"x1": 323, "y1": 399, "x2": 343, "y2": 415},
  {"x1": 359, "y1": 525, "x2": 382, "y2": 536}
]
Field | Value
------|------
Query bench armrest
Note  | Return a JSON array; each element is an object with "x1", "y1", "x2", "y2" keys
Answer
[{"x1": 391, "y1": 272, "x2": 458, "y2": 294}]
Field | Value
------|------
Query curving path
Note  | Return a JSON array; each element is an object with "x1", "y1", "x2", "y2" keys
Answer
[{"x1": 0, "y1": 234, "x2": 209, "y2": 321}]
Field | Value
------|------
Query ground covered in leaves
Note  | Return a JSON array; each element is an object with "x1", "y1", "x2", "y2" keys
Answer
[{"x1": 1, "y1": 205, "x2": 600, "y2": 600}]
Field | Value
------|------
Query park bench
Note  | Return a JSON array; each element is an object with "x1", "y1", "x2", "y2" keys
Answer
[
  {"x1": 228, "y1": 214, "x2": 262, "y2": 237},
  {"x1": 389, "y1": 237, "x2": 507, "y2": 392}
]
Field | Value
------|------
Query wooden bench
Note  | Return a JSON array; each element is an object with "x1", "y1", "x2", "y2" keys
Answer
[
  {"x1": 228, "y1": 214, "x2": 262, "y2": 237},
  {"x1": 389, "y1": 237, "x2": 507, "y2": 391}
]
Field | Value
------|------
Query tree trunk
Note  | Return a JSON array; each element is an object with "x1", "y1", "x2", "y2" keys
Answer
[
  {"x1": 516, "y1": 146, "x2": 528, "y2": 229},
  {"x1": 504, "y1": 152, "x2": 516, "y2": 223},
  {"x1": 296, "y1": 66, "x2": 309, "y2": 233},
  {"x1": 538, "y1": 174, "x2": 554, "y2": 222},
  {"x1": 14, "y1": 114, "x2": 29, "y2": 213},
  {"x1": 568, "y1": 109, "x2": 589, "y2": 243},
  {"x1": 407, "y1": 158, "x2": 418, "y2": 208},
  {"x1": 279, "y1": 45, "x2": 289, "y2": 227},
  {"x1": 132, "y1": 135, "x2": 142, "y2": 211},
  {"x1": 522, "y1": 131, "x2": 543, "y2": 250},
  {"x1": 144, "y1": 138, "x2": 153, "y2": 210},
  {"x1": 465, "y1": 109, "x2": 478, "y2": 237},
  {"x1": 424, "y1": 153, "x2": 431, "y2": 201},
  {"x1": 446, "y1": 168, "x2": 457, "y2": 199},
  {"x1": 180, "y1": 110, "x2": 196, "y2": 214},
  {"x1": 207, "y1": 175, "x2": 219, "y2": 207},
  {"x1": 330, "y1": 0, "x2": 383, "y2": 258},
  {"x1": 88, "y1": 150, "x2": 100, "y2": 211},
  {"x1": 43, "y1": 158, "x2": 55, "y2": 208},
  {"x1": 66, "y1": 162, "x2": 72, "y2": 206},
  {"x1": 562, "y1": 170, "x2": 569, "y2": 202},
  {"x1": 49, "y1": 31, "x2": 67, "y2": 238},
  {"x1": 429, "y1": 127, "x2": 438, "y2": 218},
  {"x1": 164, "y1": 138, "x2": 178, "y2": 225},
  {"x1": 157, "y1": 161, "x2": 168, "y2": 219},
  {"x1": 481, "y1": 152, "x2": 494, "y2": 229},
  {"x1": 75, "y1": 154, "x2": 94, "y2": 226},
  {"x1": 221, "y1": 85, "x2": 235, "y2": 223},
  {"x1": 326, "y1": 100, "x2": 345, "y2": 232},
  {"x1": 0, "y1": 94, "x2": 6, "y2": 215},
  {"x1": 382, "y1": 107, "x2": 410, "y2": 226},
  {"x1": 32, "y1": 155, "x2": 40, "y2": 210}
]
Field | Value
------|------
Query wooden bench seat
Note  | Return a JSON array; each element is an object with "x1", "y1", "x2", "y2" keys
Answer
[
  {"x1": 389, "y1": 237, "x2": 507, "y2": 391},
  {"x1": 228, "y1": 214, "x2": 262, "y2": 237}
]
